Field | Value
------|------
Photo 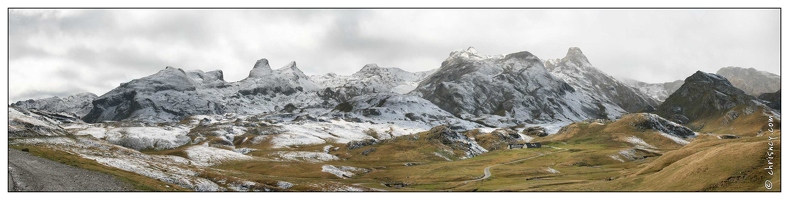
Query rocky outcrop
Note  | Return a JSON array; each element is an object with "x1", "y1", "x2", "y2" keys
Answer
[
  {"x1": 635, "y1": 113, "x2": 696, "y2": 138},
  {"x1": 424, "y1": 126, "x2": 487, "y2": 158}
]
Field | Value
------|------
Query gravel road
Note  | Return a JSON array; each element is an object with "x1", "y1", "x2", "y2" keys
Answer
[{"x1": 8, "y1": 148, "x2": 134, "y2": 191}]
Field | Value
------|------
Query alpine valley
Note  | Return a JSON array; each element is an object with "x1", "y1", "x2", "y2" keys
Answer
[{"x1": 8, "y1": 47, "x2": 781, "y2": 191}]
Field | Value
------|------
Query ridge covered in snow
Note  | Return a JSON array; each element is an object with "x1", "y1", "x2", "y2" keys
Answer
[
  {"x1": 545, "y1": 47, "x2": 659, "y2": 113},
  {"x1": 312, "y1": 64, "x2": 437, "y2": 102},
  {"x1": 11, "y1": 92, "x2": 98, "y2": 117},
  {"x1": 413, "y1": 47, "x2": 649, "y2": 126}
]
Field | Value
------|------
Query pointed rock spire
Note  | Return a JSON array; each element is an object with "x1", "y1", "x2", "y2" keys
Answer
[
  {"x1": 248, "y1": 58, "x2": 273, "y2": 78},
  {"x1": 465, "y1": 46, "x2": 478, "y2": 54},
  {"x1": 361, "y1": 63, "x2": 379, "y2": 71},
  {"x1": 560, "y1": 47, "x2": 591, "y2": 68}
]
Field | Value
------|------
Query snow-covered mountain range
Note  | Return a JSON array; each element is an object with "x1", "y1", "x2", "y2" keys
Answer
[
  {"x1": 11, "y1": 92, "x2": 98, "y2": 117},
  {"x1": 17, "y1": 47, "x2": 779, "y2": 134},
  {"x1": 9, "y1": 47, "x2": 780, "y2": 192}
]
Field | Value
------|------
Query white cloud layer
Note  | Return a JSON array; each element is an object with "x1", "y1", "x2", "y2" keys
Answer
[{"x1": 9, "y1": 9, "x2": 780, "y2": 102}]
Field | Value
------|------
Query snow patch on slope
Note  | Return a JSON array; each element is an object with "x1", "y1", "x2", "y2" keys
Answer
[{"x1": 184, "y1": 144, "x2": 253, "y2": 166}]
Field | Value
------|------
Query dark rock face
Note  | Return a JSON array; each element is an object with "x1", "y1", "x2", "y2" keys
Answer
[
  {"x1": 759, "y1": 90, "x2": 781, "y2": 110},
  {"x1": 716, "y1": 66, "x2": 780, "y2": 97},
  {"x1": 656, "y1": 71, "x2": 759, "y2": 124}
]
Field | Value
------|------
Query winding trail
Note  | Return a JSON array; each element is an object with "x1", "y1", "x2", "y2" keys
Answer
[{"x1": 466, "y1": 146, "x2": 567, "y2": 183}]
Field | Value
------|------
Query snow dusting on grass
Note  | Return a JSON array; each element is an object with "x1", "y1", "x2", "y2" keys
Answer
[
  {"x1": 321, "y1": 165, "x2": 369, "y2": 179},
  {"x1": 624, "y1": 136, "x2": 657, "y2": 149},
  {"x1": 274, "y1": 151, "x2": 339, "y2": 163},
  {"x1": 103, "y1": 126, "x2": 191, "y2": 150},
  {"x1": 184, "y1": 145, "x2": 253, "y2": 166},
  {"x1": 609, "y1": 155, "x2": 625, "y2": 162},
  {"x1": 546, "y1": 167, "x2": 561, "y2": 174},
  {"x1": 658, "y1": 131, "x2": 691, "y2": 145}
]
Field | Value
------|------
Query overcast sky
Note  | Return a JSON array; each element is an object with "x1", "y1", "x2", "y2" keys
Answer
[{"x1": 9, "y1": 9, "x2": 780, "y2": 102}]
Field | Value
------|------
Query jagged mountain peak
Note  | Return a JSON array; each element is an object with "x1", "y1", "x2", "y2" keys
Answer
[
  {"x1": 564, "y1": 47, "x2": 589, "y2": 63},
  {"x1": 544, "y1": 46, "x2": 659, "y2": 114},
  {"x1": 447, "y1": 47, "x2": 490, "y2": 62},
  {"x1": 502, "y1": 51, "x2": 541, "y2": 63},
  {"x1": 686, "y1": 71, "x2": 731, "y2": 86},
  {"x1": 253, "y1": 58, "x2": 270, "y2": 69},
  {"x1": 206, "y1": 70, "x2": 224, "y2": 82},
  {"x1": 555, "y1": 47, "x2": 591, "y2": 69},
  {"x1": 276, "y1": 61, "x2": 305, "y2": 75},
  {"x1": 465, "y1": 46, "x2": 478, "y2": 54},
  {"x1": 279, "y1": 61, "x2": 298, "y2": 70},
  {"x1": 248, "y1": 58, "x2": 273, "y2": 78},
  {"x1": 361, "y1": 63, "x2": 380, "y2": 70},
  {"x1": 160, "y1": 66, "x2": 187, "y2": 75},
  {"x1": 656, "y1": 70, "x2": 759, "y2": 124}
]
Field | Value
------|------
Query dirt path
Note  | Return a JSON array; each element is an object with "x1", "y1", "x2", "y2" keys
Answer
[
  {"x1": 466, "y1": 146, "x2": 568, "y2": 183},
  {"x1": 8, "y1": 148, "x2": 134, "y2": 191}
]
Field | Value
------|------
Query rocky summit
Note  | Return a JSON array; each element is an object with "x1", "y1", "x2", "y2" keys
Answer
[
  {"x1": 655, "y1": 71, "x2": 761, "y2": 124},
  {"x1": 545, "y1": 47, "x2": 659, "y2": 114}
]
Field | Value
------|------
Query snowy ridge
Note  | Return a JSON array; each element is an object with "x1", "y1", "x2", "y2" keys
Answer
[
  {"x1": 312, "y1": 64, "x2": 437, "y2": 102},
  {"x1": 636, "y1": 113, "x2": 697, "y2": 139},
  {"x1": 414, "y1": 47, "x2": 635, "y2": 126},
  {"x1": 9, "y1": 137, "x2": 254, "y2": 191},
  {"x1": 72, "y1": 125, "x2": 192, "y2": 150},
  {"x1": 184, "y1": 144, "x2": 253, "y2": 166},
  {"x1": 8, "y1": 107, "x2": 69, "y2": 137},
  {"x1": 618, "y1": 78, "x2": 684, "y2": 102},
  {"x1": 545, "y1": 47, "x2": 658, "y2": 114},
  {"x1": 11, "y1": 92, "x2": 98, "y2": 117},
  {"x1": 328, "y1": 93, "x2": 485, "y2": 131},
  {"x1": 83, "y1": 59, "x2": 325, "y2": 123}
]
